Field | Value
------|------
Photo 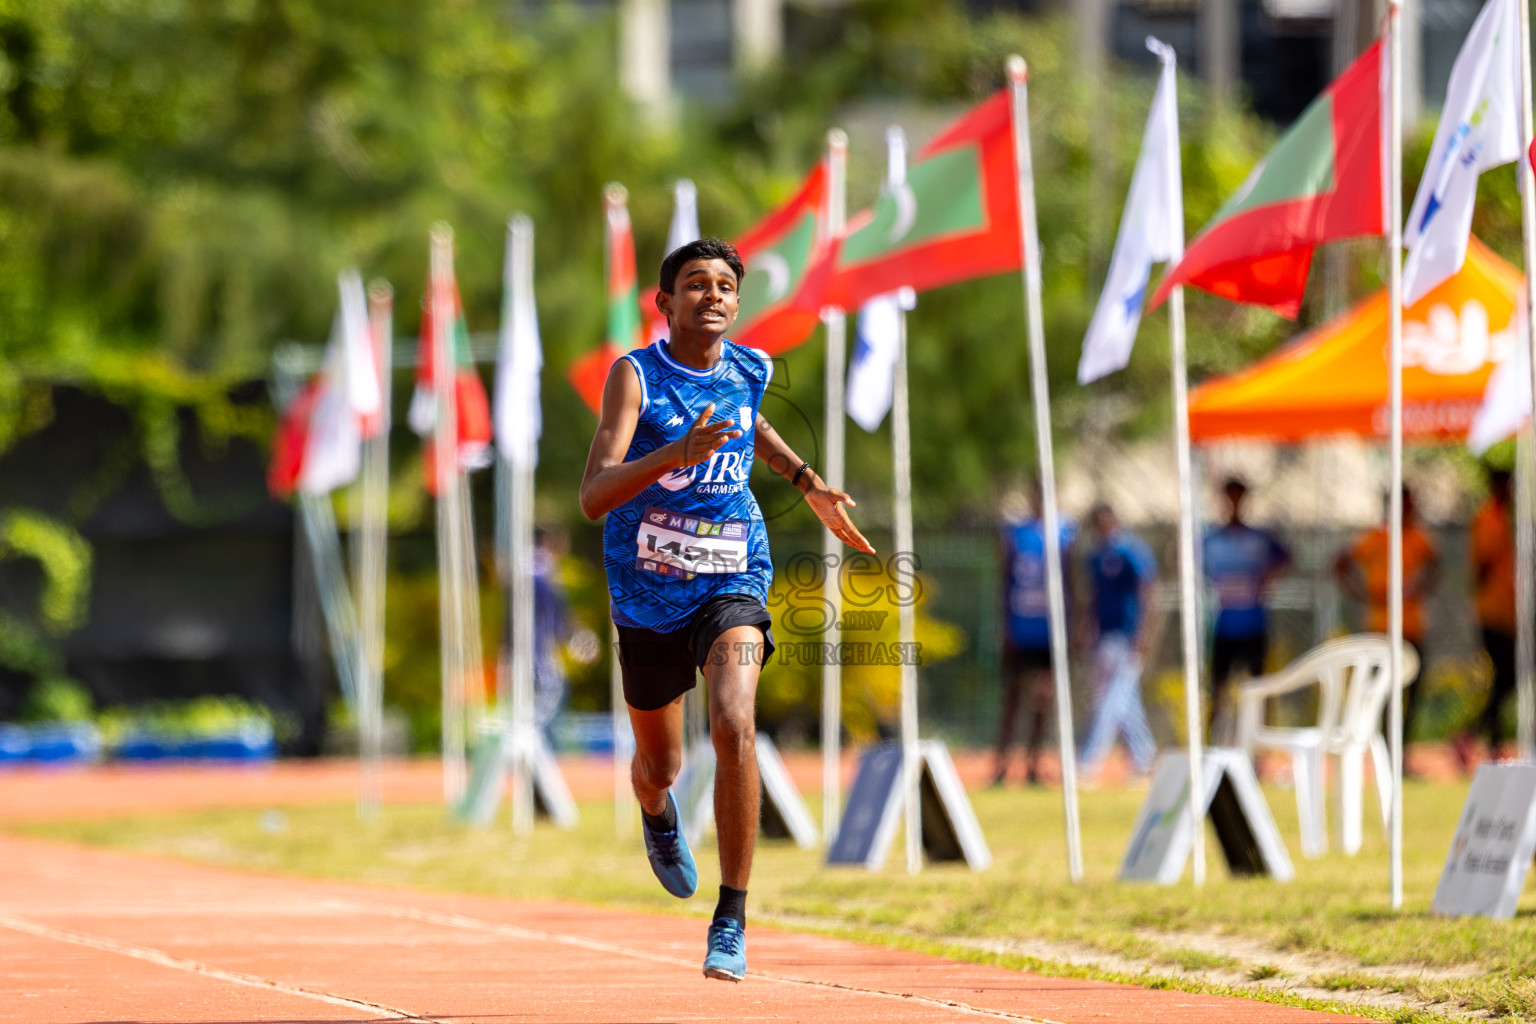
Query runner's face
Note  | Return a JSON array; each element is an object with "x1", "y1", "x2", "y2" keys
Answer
[{"x1": 663, "y1": 258, "x2": 740, "y2": 338}]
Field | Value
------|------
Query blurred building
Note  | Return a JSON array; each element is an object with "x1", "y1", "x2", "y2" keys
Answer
[
  {"x1": 579, "y1": 0, "x2": 1482, "y2": 128},
  {"x1": 526, "y1": 0, "x2": 783, "y2": 115},
  {"x1": 969, "y1": 0, "x2": 1477, "y2": 127}
]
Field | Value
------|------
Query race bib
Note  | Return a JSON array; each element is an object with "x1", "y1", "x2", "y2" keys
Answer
[{"x1": 636, "y1": 506, "x2": 749, "y2": 579}]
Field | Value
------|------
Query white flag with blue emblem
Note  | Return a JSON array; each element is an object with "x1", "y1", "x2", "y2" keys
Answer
[
  {"x1": 1403, "y1": 0, "x2": 1521, "y2": 307},
  {"x1": 1079, "y1": 40, "x2": 1183, "y2": 384},
  {"x1": 846, "y1": 289, "x2": 913, "y2": 432}
]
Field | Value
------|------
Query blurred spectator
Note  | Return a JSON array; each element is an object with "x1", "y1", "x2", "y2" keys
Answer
[
  {"x1": 1202, "y1": 477, "x2": 1290, "y2": 741},
  {"x1": 1462, "y1": 468, "x2": 1517, "y2": 766},
  {"x1": 531, "y1": 527, "x2": 599, "y2": 738},
  {"x1": 1077, "y1": 502, "x2": 1160, "y2": 779},
  {"x1": 992, "y1": 485, "x2": 1074, "y2": 787},
  {"x1": 1332, "y1": 486, "x2": 1439, "y2": 753}
]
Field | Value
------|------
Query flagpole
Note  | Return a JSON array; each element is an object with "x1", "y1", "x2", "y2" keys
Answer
[
  {"x1": 884, "y1": 126, "x2": 923, "y2": 876},
  {"x1": 358, "y1": 281, "x2": 393, "y2": 822},
  {"x1": 507, "y1": 215, "x2": 539, "y2": 835},
  {"x1": 458, "y1": 476, "x2": 487, "y2": 729},
  {"x1": 431, "y1": 223, "x2": 468, "y2": 805},
  {"x1": 604, "y1": 184, "x2": 636, "y2": 839},
  {"x1": 1519, "y1": 431, "x2": 1535, "y2": 760},
  {"x1": 660, "y1": 178, "x2": 706, "y2": 765},
  {"x1": 821, "y1": 127, "x2": 849, "y2": 845},
  {"x1": 1008, "y1": 54, "x2": 1084, "y2": 883},
  {"x1": 613, "y1": 621, "x2": 631, "y2": 837},
  {"x1": 1386, "y1": 0, "x2": 1406, "y2": 911},
  {"x1": 1514, "y1": 0, "x2": 1536, "y2": 761},
  {"x1": 1151, "y1": 42, "x2": 1207, "y2": 887}
]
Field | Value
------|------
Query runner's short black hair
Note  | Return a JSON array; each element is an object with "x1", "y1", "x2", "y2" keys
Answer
[{"x1": 659, "y1": 237, "x2": 744, "y2": 293}]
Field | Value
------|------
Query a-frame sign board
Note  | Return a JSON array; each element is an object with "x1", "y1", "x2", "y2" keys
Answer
[
  {"x1": 1433, "y1": 762, "x2": 1536, "y2": 919},
  {"x1": 674, "y1": 733, "x2": 818, "y2": 849},
  {"x1": 826, "y1": 740, "x2": 992, "y2": 871},
  {"x1": 1120, "y1": 747, "x2": 1294, "y2": 883},
  {"x1": 455, "y1": 725, "x2": 578, "y2": 829}
]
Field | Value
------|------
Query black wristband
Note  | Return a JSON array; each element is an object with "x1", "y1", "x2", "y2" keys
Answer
[{"x1": 791, "y1": 461, "x2": 812, "y2": 487}]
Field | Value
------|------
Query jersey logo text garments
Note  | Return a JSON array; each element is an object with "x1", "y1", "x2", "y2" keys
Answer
[{"x1": 697, "y1": 449, "x2": 751, "y2": 494}]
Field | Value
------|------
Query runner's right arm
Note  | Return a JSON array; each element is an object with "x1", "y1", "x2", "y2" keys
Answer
[{"x1": 579, "y1": 359, "x2": 740, "y2": 520}]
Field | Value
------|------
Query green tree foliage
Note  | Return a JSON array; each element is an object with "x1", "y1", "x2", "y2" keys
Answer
[
  {"x1": 3, "y1": 0, "x2": 1501, "y2": 520},
  {"x1": 3, "y1": 0, "x2": 1526, "y2": 731}
]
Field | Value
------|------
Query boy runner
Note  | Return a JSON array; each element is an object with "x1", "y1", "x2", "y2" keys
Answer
[{"x1": 580, "y1": 238, "x2": 872, "y2": 981}]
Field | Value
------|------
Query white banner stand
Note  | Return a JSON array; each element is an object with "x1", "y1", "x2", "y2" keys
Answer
[
  {"x1": 456, "y1": 721, "x2": 578, "y2": 830},
  {"x1": 1433, "y1": 762, "x2": 1536, "y2": 919},
  {"x1": 674, "y1": 734, "x2": 818, "y2": 849},
  {"x1": 1121, "y1": 748, "x2": 1293, "y2": 884},
  {"x1": 827, "y1": 740, "x2": 991, "y2": 871},
  {"x1": 675, "y1": 742, "x2": 717, "y2": 846},
  {"x1": 756, "y1": 734, "x2": 818, "y2": 849}
]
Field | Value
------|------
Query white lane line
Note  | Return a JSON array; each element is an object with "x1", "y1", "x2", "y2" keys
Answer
[
  {"x1": 326, "y1": 899, "x2": 1060, "y2": 1023},
  {"x1": 0, "y1": 911, "x2": 438, "y2": 1023}
]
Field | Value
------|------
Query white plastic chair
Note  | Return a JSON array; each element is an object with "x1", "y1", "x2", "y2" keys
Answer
[{"x1": 1235, "y1": 634, "x2": 1419, "y2": 858}]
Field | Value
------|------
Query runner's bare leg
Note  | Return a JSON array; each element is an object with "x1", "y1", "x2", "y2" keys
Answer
[
  {"x1": 629, "y1": 695, "x2": 686, "y2": 817},
  {"x1": 705, "y1": 624, "x2": 763, "y2": 888}
]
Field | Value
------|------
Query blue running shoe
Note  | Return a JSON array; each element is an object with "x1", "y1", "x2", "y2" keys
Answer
[
  {"x1": 703, "y1": 918, "x2": 747, "y2": 981},
  {"x1": 641, "y1": 792, "x2": 697, "y2": 898}
]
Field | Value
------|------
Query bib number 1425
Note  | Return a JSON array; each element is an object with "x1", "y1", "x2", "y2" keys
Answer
[{"x1": 635, "y1": 506, "x2": 749, "y2": 579}]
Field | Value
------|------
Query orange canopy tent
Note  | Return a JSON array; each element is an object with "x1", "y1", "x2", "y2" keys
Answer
[{"x1": 1188, "y1": 237, "x2": 1523, "y2": 443}]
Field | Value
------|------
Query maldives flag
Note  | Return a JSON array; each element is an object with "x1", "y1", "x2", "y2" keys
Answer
[
  {"x1": 409, "y1": 270, "x2": 492, "y2": 493},
  {"x1": 637, "y1": 165, "x2": 833, "y2": 359},
  {"x1": 569, "y1": 185, "x2": 644, "y2": 413},
  {"x1": 732, "y1": 163, "x2": 834, "y2": 354},
  {"x1": 827, "y1": 90, "x2": 1021, "y2": 310},
  {"x1": 1150, "y1": 40, "x2": 1385, "y2": 318}
]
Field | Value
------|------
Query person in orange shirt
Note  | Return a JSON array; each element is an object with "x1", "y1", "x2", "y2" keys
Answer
[
  {"x1": 1465, "y1": 468, "x2": 1517, "y2": 762},
  {"x1": 1332, "y1": 486, "x2": 1439, "y2": 750}
]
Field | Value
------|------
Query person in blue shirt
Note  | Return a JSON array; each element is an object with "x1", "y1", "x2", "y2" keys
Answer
[
  {"x1": 992, "y1": 487, "x2": 1074, "y2": 787},
  {"x1": 1202, "y1": 478, "x2": 1290, "y2": 737},
  {"x1": 1077, "y1": 501, "x2": 1159, "y2": 778},
  {"x1": 528, "y1": 527, "x2": 599, "y2": 742},
  {"x1": 580, "y1": 238, "x2": 872, "y2": 982}
]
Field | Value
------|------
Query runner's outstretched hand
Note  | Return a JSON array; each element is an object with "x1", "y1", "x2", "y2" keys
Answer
[
  {"x1": 673, "y1": 402, "x2": 741, "y2": 468},
  {"x1": 803, "y1": 483, "x2": 875, "y2": 555}
]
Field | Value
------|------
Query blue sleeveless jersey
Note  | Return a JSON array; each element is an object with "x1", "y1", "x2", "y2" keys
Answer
[{"x1": 602, "y1": 339, "x2": 775, "y2": 632}]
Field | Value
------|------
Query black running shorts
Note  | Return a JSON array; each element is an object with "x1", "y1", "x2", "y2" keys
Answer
[
  {"x1": 616, "y1": 594, "x2": 776, "y2": 711},
  {"x1": 1003, "y1": 643, "x2": 1053, "y2": 674}
]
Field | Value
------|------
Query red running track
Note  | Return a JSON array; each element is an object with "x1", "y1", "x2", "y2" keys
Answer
[{"x1": 0, "y1": 834, "x2": 1370, "y2": 1024}]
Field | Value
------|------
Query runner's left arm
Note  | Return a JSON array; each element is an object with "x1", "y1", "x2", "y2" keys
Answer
[{"x1": 753, "y1": 412, "x2": 875, "y2": 555}]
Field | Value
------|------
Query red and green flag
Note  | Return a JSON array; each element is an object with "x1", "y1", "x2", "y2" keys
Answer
[
  {"x1": 637, "y1": 163, "x2": 833, "y2": 356},
  {"x1": 569, "y1": 185, "x2": 644, "y2": 414},
  {"x1": 731, "y1": 162, "x2": 834, "y2": 354},
  {"x1": 827, "y1": 90, "x2": 1022, "y2": 310},
  {"x1": 409, "y1": 271, "x2": 492, "y2": 493},
  {"x1": 1150, "y1": 40, "x2": 1385, "y2": 318}
]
